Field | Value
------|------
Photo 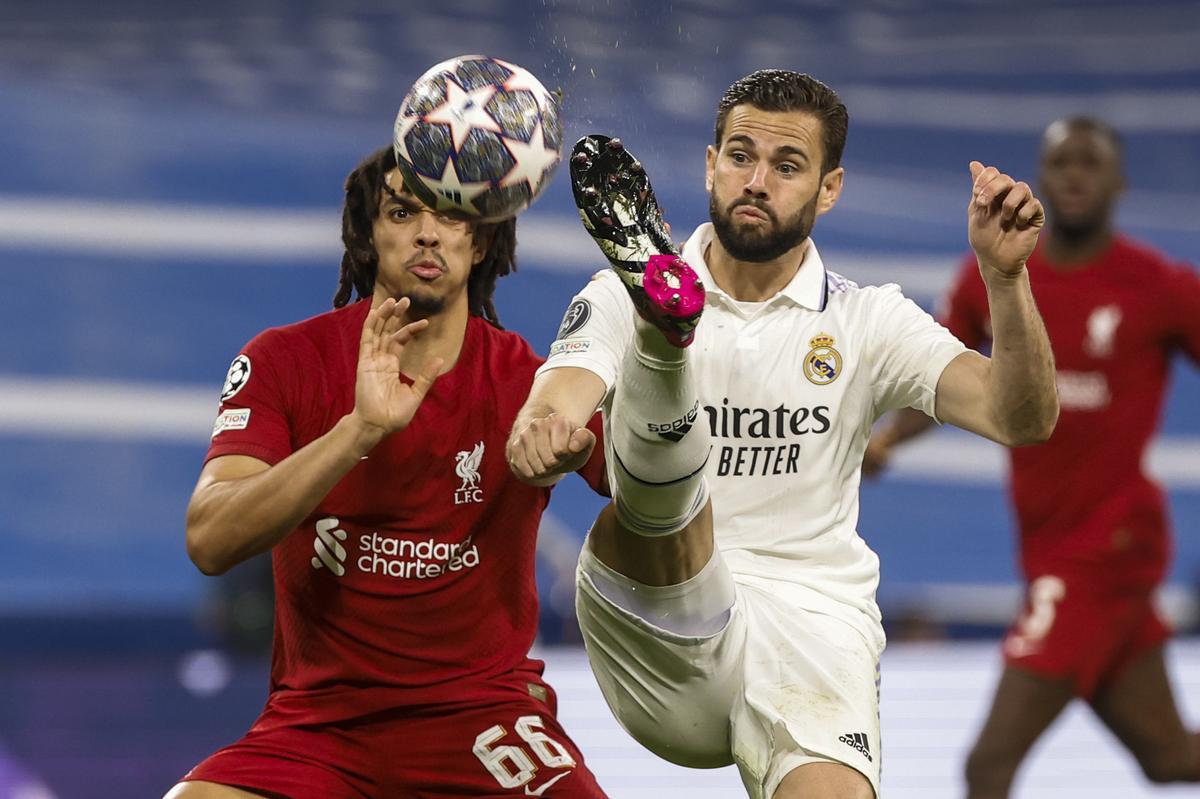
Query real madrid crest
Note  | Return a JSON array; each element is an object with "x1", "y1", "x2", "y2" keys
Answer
[{"x1": 803, "y1": 333, "x2": 842, "y2": 385}]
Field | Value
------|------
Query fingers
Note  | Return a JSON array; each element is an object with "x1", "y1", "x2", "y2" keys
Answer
[
  {"x1": 408, "y1": 356, "x2": 444, "y2": 400},
  {"x1": 389, "y1": 318, "x2": 430, "y2": 350},
  {"x1": 359, "y1": 300, "x2": 389, "y2": 361},
  {"x1": 382, "y1": 298, "x2": 430, "y2": 355},
  {"x1": 507, "y1": 424, "x2": 547, "y2": 480},
  {"x1": 380, "y1": 297, "x2": 407, "y2": 339},
  {"x1": 508, "y1": 414, "x2": 586, "y2": 480},
  {"x1": 361, "y1": 297, "x2": 408, "y2": 348},
  {"x1": 568, "y1": 426, "x2": 596, "y2": 454},
  {"x1": 969, "y1": 162, "x2": 1043, "y2": 230},
  {"x1": 1014, "y1": 193, "x2": 1045, "y2": 229},
  {"x1": 970, "y1": 162, "x2": 1003, "y2": 208}
]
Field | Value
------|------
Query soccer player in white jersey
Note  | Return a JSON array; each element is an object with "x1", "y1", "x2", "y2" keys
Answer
[{"x1": 507, "y1": 70, "x2": 1059, "y2": 799}]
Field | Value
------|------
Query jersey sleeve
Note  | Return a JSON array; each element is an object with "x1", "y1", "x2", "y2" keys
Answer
[
  {"x1": 1158, "y1": 258, "x2": 1200, "y2": 365},
  {"x1": 535, "y1": 271, "x2": 634, "y2": 391},
  {"x1": 574, "y1": 411, "x2": 610, "y2": 497},
  {"x1": 869, "y1": 284, "x2": 968, "y2": 419},
  {"x1": 205, "y1": 328, "x2": 296, "y2": 466},
  {"x1": 938, "y1": 255, "x2": 991, "y2": 350}
]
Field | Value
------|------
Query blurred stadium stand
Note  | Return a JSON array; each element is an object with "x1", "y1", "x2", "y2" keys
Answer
[{"x1": 1, "y1": 1, "x2": 1198, "y2": 795}]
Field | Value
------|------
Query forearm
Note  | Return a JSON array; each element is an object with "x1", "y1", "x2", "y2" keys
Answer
[
  {"x1": 981, "y1": 268, "x2": 1059, "y2": 443},
  {"x1": 512, "y1": 367, "x2": 607, "y2": 433},
  {"x1": 508, "y1": 367, "x2": 607, "y2": 487},
  {"x1": 186, "y1": 415, "x2": 384, "y2": 574},
  {"x1": 878, "y1": 406, "x2": 938, "y2": 447}
]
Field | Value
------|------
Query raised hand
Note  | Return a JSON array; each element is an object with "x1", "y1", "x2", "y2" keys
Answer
[
  {"x1": 967, "y1": 161, "x2": 1045, "y2": 278},
  {"x1": 353, "y1": 297, "x2": 443, "y2": 439},
  {"x1": 507, "y1": 410, "x2": 596, "y2": 487}
]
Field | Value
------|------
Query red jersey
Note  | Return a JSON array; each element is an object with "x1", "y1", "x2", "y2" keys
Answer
[
  {"x1": 941, "y1": 236, "x2": 1200, "y2": 586},
  {"x1": 206, "y1": 301, "x2": 606, "y2": 724}
]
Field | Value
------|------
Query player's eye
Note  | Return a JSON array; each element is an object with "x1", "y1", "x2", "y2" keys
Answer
[
  {"x1": 777, "y1": 162, "x2": 799, "y2": 175},
  {"x1": 730, "y1": 151, "x2": 750, "y2": 164},
  {"x1": 389, "y1": 207, "x2": 411, "y2": 220}
]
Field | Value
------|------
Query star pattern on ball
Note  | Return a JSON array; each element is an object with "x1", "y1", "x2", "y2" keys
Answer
[
  {"x1": 496, "y1": 58, "x2": 551, "y2": 108},
  {"x1": 392, "y1": 112, "x2": 423, "y2": 162},
  {"x1": 423, "y1": 78, "x2": 503, "y2": 153},
  {"x1": 500, "y1": 121, "x2": 559, "y2": 194},
  {"x1": 428, "y1": 157, "x2": 492, "y2": 213}
]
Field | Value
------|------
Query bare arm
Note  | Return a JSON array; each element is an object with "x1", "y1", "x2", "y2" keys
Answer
[
  {"x1": 186, "y1": 419, "x2": 386, "y2": 574},
  {"x1": 862, "y1": 407, "x2": 938, "y2": 478},
  {"x1": 933, "y1": 162, "x2": 1058, "y2": 446},
  {"x1": 507, "y1": 366, "x2": 607, "y2": 487},
  {"x1": 186, "y1": 298, "x2": 441, "y2": 575}
]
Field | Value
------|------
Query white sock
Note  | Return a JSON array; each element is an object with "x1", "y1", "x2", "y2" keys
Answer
[{"x1": 609, "y1": 319, "x2": 711, "y2": 536}]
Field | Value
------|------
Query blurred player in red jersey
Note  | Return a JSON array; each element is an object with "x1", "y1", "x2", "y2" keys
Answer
[
  {"x1": 866, "y1": 117, "x2": 1200, "y2": 796},
  {"x1": 163, "y1": 145, "x2": 609, "y2": 799}
]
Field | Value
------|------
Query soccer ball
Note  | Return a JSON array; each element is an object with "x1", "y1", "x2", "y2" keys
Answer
[{"x1": 393, "y1": 55, "x2": 563, "y2": 222}]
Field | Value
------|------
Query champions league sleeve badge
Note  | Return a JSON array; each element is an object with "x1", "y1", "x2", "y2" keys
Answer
[
  {"x1": 803, "y1": 333, "x2": 842, "y2": 385},
  {"x1": 556, "y1": 299, "x2": 591, "y2": 339},
  {"x1": 220, "y1": 354, "x2": 252, "y2": 402},
  {"x1": 549, "y1": 299, "x2": 595, "y2": 358}
]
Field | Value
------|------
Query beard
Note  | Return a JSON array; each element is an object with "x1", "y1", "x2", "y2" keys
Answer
[
  {"x1": 399, "y1": 290, "x2": 446, "y2": 318},
  {"x1": 1048, "y1": 206, "x2": 1109, "y2": 247},
  {"x1": 709, "y1": 190, "x2": 818, "y2": 263},
  {"x1": 393, "y1": 252, "x2": 450, "y2": 317}
]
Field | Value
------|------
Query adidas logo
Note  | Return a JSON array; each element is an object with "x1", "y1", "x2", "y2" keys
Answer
[
  {"x1": 838, "y1": 732, "x2": 872, "y2": 762},
  {"x1": 647, "y1": 401, "x2": 700, "y2": 442}
]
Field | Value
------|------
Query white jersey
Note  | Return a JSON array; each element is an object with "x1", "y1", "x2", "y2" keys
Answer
[{"x1": 542, "y1": 223, "x2": 966, "y2": 645}]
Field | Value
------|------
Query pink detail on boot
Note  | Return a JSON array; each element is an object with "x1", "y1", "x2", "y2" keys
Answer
[
  {"x1": 644, "y1": 254, "x2": 705, "y2": 318},
  {"x1": 640, "y1": 254, "x2": 705, "y2": 347}
]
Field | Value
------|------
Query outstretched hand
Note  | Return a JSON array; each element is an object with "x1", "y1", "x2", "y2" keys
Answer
[
  {"x1": 967, "y1": 161, "x2": 1045, "y2": 278},
  {"x1": 353, "y1": 297, "x2": 443, "y2": 439}
]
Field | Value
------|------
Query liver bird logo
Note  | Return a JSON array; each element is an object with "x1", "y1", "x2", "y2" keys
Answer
[{"x1": 455, "y1": 441, "x2": 485, "y2": 490}]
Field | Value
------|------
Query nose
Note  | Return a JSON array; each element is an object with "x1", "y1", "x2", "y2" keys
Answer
[
  {"x1": 414, "y1": 210, "x2": 441, "y2": 249},
  {"x1": 744, "y1": 162, "x2": 769, "y2": 197}
]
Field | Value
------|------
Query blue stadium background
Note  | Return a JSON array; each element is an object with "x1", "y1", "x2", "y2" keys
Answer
[{"x1": 1, "y1": 1, "x2": 1199, "y2": 796}]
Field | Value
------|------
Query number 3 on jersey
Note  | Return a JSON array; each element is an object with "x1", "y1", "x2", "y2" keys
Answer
[{"x1": 473, "y1": 714, "x2": 576, "y2": 791}]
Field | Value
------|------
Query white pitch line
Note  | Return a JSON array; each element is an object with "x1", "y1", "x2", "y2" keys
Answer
[
  {"x1": 0, "y1": 194, "x2": 961, "y2": 292},
  {"x1": 0, "y1": 375, "x2": 218, "y2": 442},
  {"x1": 3, "y1": 375, "x2": 1200, "y2": 489},
  {"x1": 0, "y1": 195, "x2": 1194, "y2": 298}
]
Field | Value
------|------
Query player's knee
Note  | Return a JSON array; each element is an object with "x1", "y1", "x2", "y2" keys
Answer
[{"x1": 772, "y1": 762, "x2": 873, "y2": 799}]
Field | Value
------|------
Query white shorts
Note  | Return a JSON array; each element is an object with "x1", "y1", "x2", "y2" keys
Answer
[{"x1": 576, "y1": 544, "x2": 882, "y2": 799}]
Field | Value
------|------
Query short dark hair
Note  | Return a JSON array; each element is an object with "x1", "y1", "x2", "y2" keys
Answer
[
  {"x1": 714, "y1": 70, "x2": 849, "y2": 175},
  {"x1": 334, "y1": 146, "x2": 518, "y2": 328},
  {"x1": 1042, "y1": 116, "x2": 1124, "y2": 162}
]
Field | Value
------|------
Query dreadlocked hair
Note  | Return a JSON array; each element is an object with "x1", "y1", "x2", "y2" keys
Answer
[
  {"x1": 333, "y1": 145, "x2": 518, "y2": 329},
  {"x1": 468, "y1": 218, "x2": 517, "y2": 328},
  {"x1": 335, "y1": 146, "x2": 391, "y2": 309}
]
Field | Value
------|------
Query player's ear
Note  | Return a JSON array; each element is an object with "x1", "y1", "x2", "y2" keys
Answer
[
  {"x1": 816, "y1": 167, "x2": 844, "y2": 217},
  {"x1": 705, "y1": 145, "x2": 717, "y2": 192}
]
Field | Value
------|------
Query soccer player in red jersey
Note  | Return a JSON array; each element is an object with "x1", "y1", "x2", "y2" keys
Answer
[
  {"x1": 866, "y1": 117, "x2": 1200, "y2": 796},
  {"x1": 163, "y1": 146, "x2": 609, "y2": 799}
]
